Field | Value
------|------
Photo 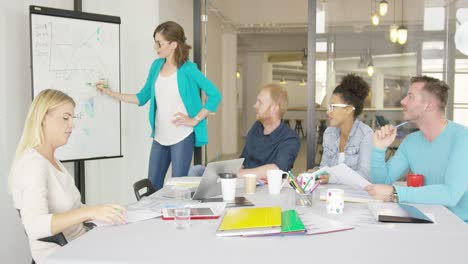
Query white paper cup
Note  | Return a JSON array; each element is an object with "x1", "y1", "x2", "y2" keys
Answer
[
  {"x1": 326, "y1": 188, "x2": 345, "y2": 214},
  {"x1": 267, "y1": 169, "x2": 286, "y2": 195},
  {"x1": 243, "y1": 174, "x2": 257, "y2": 194},
  {"x1": 219, "y1": 173, "x2": 237, "y2": 201}
]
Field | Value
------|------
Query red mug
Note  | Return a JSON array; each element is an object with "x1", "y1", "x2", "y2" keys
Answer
[{"x1": 407, "y1": 174, "x2": 424, "y2": 187}]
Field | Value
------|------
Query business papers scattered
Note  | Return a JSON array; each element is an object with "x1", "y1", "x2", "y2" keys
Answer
[
  {"x1": 90, "y1": 197, "x2": 201, "y2": 227},
  {"x1": 325, "y1": 163, "x2": 371, "y2": 189},
  {"x1": 320, "y1": 188, "x2": 374, "y2": 203},
  {"x1": 295, "y1": 209, "x2": 354, "y2": 235},
  {"x1": 165, "y1": 176, "x2": 202, "y2": 189}
]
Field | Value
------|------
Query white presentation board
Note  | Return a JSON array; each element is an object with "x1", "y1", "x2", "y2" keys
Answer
[{"x1": 30, "y1": 6, "x2": 122, "y2": 161}]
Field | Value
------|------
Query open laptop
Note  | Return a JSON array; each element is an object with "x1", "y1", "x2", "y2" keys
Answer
[{"x1": 190, "y1": 158, "x2": 244, "y2": 200}]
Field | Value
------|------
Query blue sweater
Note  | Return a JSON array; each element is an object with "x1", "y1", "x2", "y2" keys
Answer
[
  {"x1": 136, "y1": 59, "x2": 221, "y2": 147},
  {"x1": 370, "y1": 121, "x2": 468, "y2": 222}
]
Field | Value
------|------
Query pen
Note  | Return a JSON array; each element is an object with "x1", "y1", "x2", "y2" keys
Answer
[
  {"x1": 307, "y1": 181, "x2": 321, "y2": 194},
  {"x1": 288, "y1": 171, "x2": 305, "y2": 193},
  {"x1": 394, "y1": 121, "x2": 409, "y2": 129},
  {"x1": 303, "y1": 176, "x2": 314, "y2": 191}
]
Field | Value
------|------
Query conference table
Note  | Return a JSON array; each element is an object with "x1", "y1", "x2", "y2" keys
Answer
[{"x1": 45, "y1": 183, "x2": 468, "y2": 264}]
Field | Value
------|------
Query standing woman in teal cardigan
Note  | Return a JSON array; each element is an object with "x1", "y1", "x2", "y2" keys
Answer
[{"x1": 97, "y1": 21, "x2": 221, "y2": 190}]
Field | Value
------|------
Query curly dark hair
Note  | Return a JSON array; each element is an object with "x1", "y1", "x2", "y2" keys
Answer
[{"x1": 333, "y1": 74, "x2": 370, "y2": 118}]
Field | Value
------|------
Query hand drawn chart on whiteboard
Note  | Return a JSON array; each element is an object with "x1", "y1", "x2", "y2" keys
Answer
[{"x1": 30, "y1": 6, "x2": 122, "y2": 161}]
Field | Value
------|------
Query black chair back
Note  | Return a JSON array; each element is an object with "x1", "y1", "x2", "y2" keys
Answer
[{"x1": 133, "y1": 178, "x2": 156, "y2": 201}]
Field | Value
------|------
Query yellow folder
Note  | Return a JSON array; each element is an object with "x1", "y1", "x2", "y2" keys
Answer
[{"x1": 216, "y1": 206, "x2": 282, "y2": 236}]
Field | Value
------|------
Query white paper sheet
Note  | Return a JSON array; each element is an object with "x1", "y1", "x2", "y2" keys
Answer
[
  {"x1": 320, "y1": 188, "x2": 374, "y2": 203},
  {"x1": 295, "y1": 209, "x2": 354, "y2": 235},
  {"x1": 324, "y1": 164, "x2": 371, "y2": 189}
]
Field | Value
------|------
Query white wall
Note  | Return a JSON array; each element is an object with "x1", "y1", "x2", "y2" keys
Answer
[
  {"x1": 242, "y1": 52, "x2": 272, "y2": 135},
  {"x1": 203, "y1": 10, "x2": 223, "y2": 162},
  {"x1": 0, "y1": 0, "x2": 169, "y2": 261},
  {"x1": 0, "y1": 1, "x2": 75, "y2": 262},
  {"x1": 221, "y1": 32, "x2": 238, "y2": 155}
]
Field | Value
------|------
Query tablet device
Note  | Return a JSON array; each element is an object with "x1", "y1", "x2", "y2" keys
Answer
[{"x1": 161, "y1": 207, "x2": 220, "y2": 220}]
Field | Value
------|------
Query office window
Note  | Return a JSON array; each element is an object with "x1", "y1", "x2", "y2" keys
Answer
[{"x1": 424, "y1": 7, "x2": 445, "y2": 31}]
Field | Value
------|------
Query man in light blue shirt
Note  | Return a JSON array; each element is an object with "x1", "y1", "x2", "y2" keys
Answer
[{"x1": 366, "y1": 76, "x2": 468, "y2": 222}]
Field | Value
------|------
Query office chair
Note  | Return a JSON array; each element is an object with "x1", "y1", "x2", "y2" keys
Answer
[
  {"x1": 17, "y1": 209, "x2": 95, "y2": 264},
  {"x1": 133, "y1": 178, "x2": 156, "y2": 201},
  {"x1": 375, "y1": 115, "x2": 390, "y2": 127},
  {"x1": 294, "y1": 119, "x2": 305, "y2": 138}
]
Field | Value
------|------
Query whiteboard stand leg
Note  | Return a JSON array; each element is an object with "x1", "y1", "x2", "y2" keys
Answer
[{"x1": 74, "y1": 160, "x2": 86, "y2": 203}]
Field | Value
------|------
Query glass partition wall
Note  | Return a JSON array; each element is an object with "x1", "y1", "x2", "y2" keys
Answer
[{"x1": 199, "y1": 0, "x2": 468, "y2": 172}]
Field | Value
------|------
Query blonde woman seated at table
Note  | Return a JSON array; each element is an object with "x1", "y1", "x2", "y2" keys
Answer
[
  {"x1": 8, "y1": 89, "x2": 127, "y2": 263},
  {"x1": 309, "y1": 74, "x2": 373, "y2": 184}
]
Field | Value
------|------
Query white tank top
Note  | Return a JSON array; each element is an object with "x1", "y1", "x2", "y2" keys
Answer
[
  {"x1": 154, "y1": 72, "x2": 193, "y2": 145},
  {"x1": 338, "y1": 152, "x2": 345, "y2": 164}
]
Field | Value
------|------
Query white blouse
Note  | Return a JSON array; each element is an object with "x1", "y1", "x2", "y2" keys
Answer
[
  {"x1": 338, "y1": 152, "x2": 345, "y2": 164},
  {"x1": 154, "y1": 71, "x2": 193, "y2": 145},
  {"x1": 9, "y1": 148, "x2": 86, "y2": 263}
]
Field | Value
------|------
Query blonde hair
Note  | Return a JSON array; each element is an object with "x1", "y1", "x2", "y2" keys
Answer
[
  {"x1": 261, "y1": 83, "x2": 289, "y2": 118},
  {"x1": 15, "y1": 89, "x2": 75, "y2": 158}
]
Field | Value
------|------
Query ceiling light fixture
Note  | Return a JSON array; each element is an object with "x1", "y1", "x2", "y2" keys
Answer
[
  {"x1": 368, "y1": 2, "x2": 375, "y2": 77},
  {"x1": 379, "y1": 0, "x2": 389, "y2": 16},
  {"x1": 279, "y1": 77, "x2": 287, "y2": 85},
  {"x1": 299, "y1": 79, "x2": 307, "y2": 86},
  {"x1": 371, "y1": 0, "x2": 379, "y2": 26},
  {"x1": 397, "y1": 0, "x2": 408, "y2": 45},
  {"x1": 389, "y1": 0, "x2": 398, "y2": 43}
]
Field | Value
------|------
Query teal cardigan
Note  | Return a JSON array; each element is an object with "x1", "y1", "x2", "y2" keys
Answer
[{"x1": 136, "y1": 59, "x2": 221, "y2": 147}]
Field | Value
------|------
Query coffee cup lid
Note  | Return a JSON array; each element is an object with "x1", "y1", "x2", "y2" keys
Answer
[{"x1": 218, "y1": 172, "x2": 237, "y2": 179}]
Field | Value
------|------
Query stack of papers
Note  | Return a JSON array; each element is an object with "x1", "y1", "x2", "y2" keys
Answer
[
  {"x1": 319, "y1": 188, "x2": 374, "y2": 203},
  {"x1": 296, "y1": 210, "x2": 354, "y2": 235},
  {"x1": 165, "y1": 176, "x2": 202, "y2": 189}
]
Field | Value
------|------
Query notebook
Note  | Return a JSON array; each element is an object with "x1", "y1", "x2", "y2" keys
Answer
[
  {"x1": 368, "y1": 202, "x2": 434, "y2": 224},
  {"x1": 216, "y1": 207, "x2": 282, "y2": 237},
  {"x1": 280, "y1": 210, "x2": 306, "y2": 234}
]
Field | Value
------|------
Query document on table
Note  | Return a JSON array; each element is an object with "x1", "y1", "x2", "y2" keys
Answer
[
  {"x1": 295, "y1": 209, "x2": 354, "y2": 235},
  {"x1": 325, "y1": 163, "x2": 371, "y2": 189},
  {"x1": 91, "y1": 197, "x2": 200, "y2": 227},
  {"x1": 320, "y1": 188, "x2": 374, "y2": 203},
  {"x1": 165, "y1": 176, "x2": 202, "y2": 189}
]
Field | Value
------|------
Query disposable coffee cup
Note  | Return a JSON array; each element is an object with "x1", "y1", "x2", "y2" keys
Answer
[
  {"x1": 243, "y1": 174, "x2": 257, "y2": 194},
  {"x1": 219, "y1": 173, "x2": 237, "y2": 201}
]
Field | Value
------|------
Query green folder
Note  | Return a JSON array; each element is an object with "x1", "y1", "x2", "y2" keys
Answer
[{"x1": 281, "y1": 210, "x2": 306, "y2": 234}]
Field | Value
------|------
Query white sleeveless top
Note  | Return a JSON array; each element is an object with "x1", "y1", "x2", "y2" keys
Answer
[
  {"x1": 154, "y1": 72, "x2": 193, "y2": 145},
  {"x1": 338, "y1": 152, "x2": 345, "y2": 164}
]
